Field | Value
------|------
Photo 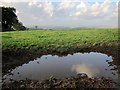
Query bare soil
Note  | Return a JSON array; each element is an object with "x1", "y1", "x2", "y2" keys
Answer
[{"x1": 2, "y1": 43, "x2": 120, "y2": 89}]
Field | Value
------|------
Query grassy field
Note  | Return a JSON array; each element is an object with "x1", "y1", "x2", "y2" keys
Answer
[{"x1": 1, "y1": 28, "x2": 118, "y2": 52}]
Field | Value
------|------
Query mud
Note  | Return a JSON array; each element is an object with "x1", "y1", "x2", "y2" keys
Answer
[
  {"x1": 2, "y1": 73, "x2": 118, "y2": 89},
  {"x1": 2, "y1": 43, "x2": 119, "y2": 75},
  {"x1": 2, "y1": 43, "x2": 120, "y2": 89}
]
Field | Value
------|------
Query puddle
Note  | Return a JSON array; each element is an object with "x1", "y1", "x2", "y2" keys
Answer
[{"x1": 3, "y1": 52, "x2": 118, "y2": 83}]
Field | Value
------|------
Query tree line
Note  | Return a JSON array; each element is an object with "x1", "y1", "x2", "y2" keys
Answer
[{"x1": 1, "y1": 7, "x2": 26, "y2": 32}]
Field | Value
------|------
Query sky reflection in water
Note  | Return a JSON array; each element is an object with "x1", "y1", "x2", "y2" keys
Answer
[{"x1": 3, "y1": 52, "x2": 118, "y2": 83}]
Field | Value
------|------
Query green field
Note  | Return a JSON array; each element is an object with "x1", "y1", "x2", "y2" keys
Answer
[{"x1": 1, "y1": 28, "x2": 118, "y2": 52}]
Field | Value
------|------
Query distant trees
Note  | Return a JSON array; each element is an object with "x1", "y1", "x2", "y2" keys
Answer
[
  {"x1": 1, "y1": 7, "x2": 26, "y2": 31},
  {"x1": 35, "y1": 26, "x2": 38, "y2": 29}
]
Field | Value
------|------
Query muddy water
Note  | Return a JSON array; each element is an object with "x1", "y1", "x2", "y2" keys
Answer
[{"x1": 3, "y1": 52, "x2": 118, "y2": 83}]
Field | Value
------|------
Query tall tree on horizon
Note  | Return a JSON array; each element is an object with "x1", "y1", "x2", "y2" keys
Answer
[
  {"x1": 2, "y1": 7, "x2": 18, "y2": 31},
  {"x1": 1, "y1": 7, "x2": 26, "y2": 31}
]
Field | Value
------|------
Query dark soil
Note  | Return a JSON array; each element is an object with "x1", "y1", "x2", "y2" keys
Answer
[
  {"x1": 2, "y1": 43, "x2": 119, "y2": 74},
  {"x1": 2, "y1": 74, "x2": 118, "y2": 89},
  {"x1": 2, "y1": 43, "x2": 120, "y2": 89}
]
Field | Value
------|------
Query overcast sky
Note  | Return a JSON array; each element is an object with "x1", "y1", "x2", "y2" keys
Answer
[{"x1": 0, "y1": 0, "x2": 119, "y2": 28}]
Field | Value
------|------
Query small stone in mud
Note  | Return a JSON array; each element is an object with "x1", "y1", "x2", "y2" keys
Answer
[
  {"x1": 20, "y1": 80, "x2": 24, "y2": 83},
  {"x1": 20, "y1": 84, "x2": 25, "y2": 88},
  {"x1": 77, "y1": 73, "x2": 88, "y2": 78},
  {"x1": 8, "y1": 70, "x2": 12, "y2": 73},
  {"x1": 9, "y1": 78, "x2": 13, "y2": 81}
]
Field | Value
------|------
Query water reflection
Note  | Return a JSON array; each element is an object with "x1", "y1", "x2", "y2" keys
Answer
[
  {"x1": 3, "y1": 52, "x2": 118, "y2": 83},
  {"x1": 71, "y1": 64, "x2": 99, "y2": 77}
]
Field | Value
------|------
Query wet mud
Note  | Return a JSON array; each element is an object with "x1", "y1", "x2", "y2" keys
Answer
[{"x1": 2, "y1": 43, "x2": 120, "y2": 89}]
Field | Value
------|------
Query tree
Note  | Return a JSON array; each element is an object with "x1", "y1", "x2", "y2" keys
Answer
[
  {"x1": 12, "y1": 22, "x2": 26, "y2": 30},
  {"x1": 2, "y1": 7, "x2": 18, "y2": 31},
  {"x1": 1, "y1": 7, "x2": 26, "y2": 31},
  {"x1": 35, "y1": 26, "x2": 38, "y2": 29}
]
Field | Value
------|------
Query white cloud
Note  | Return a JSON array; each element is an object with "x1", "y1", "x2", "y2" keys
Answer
[
  {"x1": 76, "y1": 1, "x2": 88, "y2": 13},
  {"x1": 0, "y1": 0, "x2": 118, "y2": 27},
  {"x1": 37, "y1": 3, "x2": 42, "y2": 8},
  {"x1": 28, "y1": 0, "x2": 37, "y2": 6},
  {"x1": 58, "y1": 0, "x2": 76, "y2": 10},
  {"x1": 1, "y1": 0, "x2": 30, "y2": 2},
  {"x1": 42, "y1": 1, "x2": 54, "y2": 17},
  {"x1": 28, "y1": 0, "x2": 54, "y2": 16},
  {"x1": 100, "y1": 0, "x2": 110, "y2": 13},
  {"x1": 75, "y1": 11, "x2": 81, "y2": 16},
  {"x1": 91, "y1": 2, "x2": 100, "y2": 16},
  {"x1": 74, "y1": 0, "x2": 113, "y2": 18},
  {"x1": 112, "y1": 2, "x2": 118, "y2": 17},
  {"x1": 72, "y1": 64, "x2": 99, "y2": 77}
]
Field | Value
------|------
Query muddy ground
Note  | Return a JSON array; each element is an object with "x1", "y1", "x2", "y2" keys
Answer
[
  {"x1": 2, "y1": 43, "x2": 120, "y2": 89},
  {"x1": 2, "y1": 74, "x2": 118, "y2": 89}
]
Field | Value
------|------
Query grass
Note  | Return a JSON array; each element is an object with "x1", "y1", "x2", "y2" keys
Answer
[{"x1": 1, "y1": 28, "x2": 118, "y2": 52}]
